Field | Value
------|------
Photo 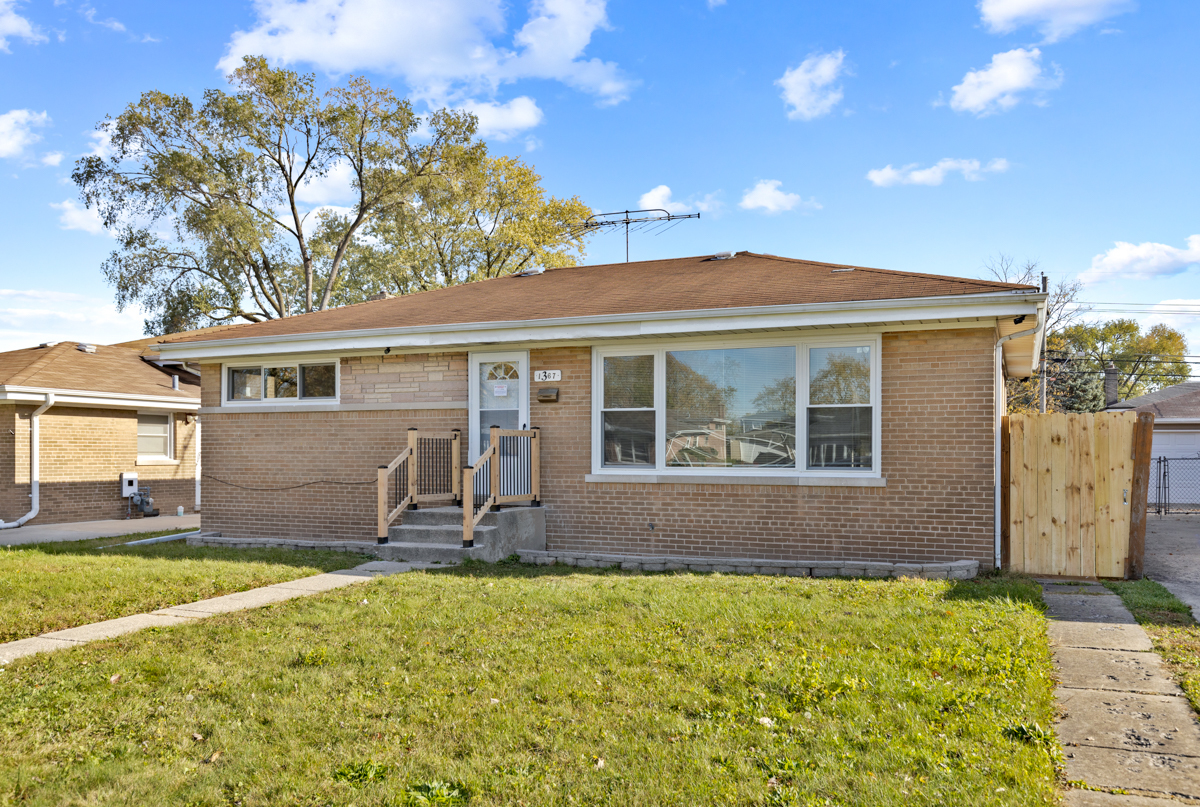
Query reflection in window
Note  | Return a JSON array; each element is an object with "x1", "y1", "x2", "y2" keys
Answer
[
  {"x1": 228, "y1": 367, "x2": 261, "y2": 400},
  {"x1": 265, "y1": 367, "x2": 298, "y2": 398},
  {"x1": 807, "y1": 345, "x2": 872, "y2": 470},
  {"x1": 665, "y1": 346, "x2": 795, "y2": 468},
  {"x1": 808, "y1": 407, "x2": 872, "y2": 469},
  {"x1": 300, "y1": 364, "x2": 336, "y2": 398},
  {"x1": 601, "y1": 355, "x2": 655, "y2": 467}
]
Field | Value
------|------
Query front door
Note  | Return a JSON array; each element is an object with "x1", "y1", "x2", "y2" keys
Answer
[{"x1": 469, "y1": 352, "x2": 529, "y2": 461}]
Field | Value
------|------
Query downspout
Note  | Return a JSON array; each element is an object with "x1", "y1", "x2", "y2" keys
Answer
[
  {"x1": 194, "y1": 418, "x2": 201, "y2": 512},
  {"x1": 993, "y1": 310, "x2": 1044, "y2": 569},
  {"x1": 0, "y1": 392, "x2": 55, "y2": 529}
]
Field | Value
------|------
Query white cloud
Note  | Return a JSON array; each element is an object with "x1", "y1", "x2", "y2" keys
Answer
[
  {"x1": 707, "y1": 0, "x2": 726, "y2": 6},
  {"x1": 776, "y1": 50, "x2": 846, "y2": 121},
  {"x1": 85, "y1": 127, "x2": 114, "y2": 159},
  {"x1": 80, "y1": 3, "x2": 125, "y2": 32},
  {"x1": 0, "y1": 109, "x2": 48, "y2": 159},
  {"x1": 459, "y1": 96, "x2": 543, "y2": 140},
  {"x1": 0, "y1": 289, "x2": 147, "y2": 352},
  {"x1": 949, "y1": 47, "x2": 1062, "y2": 116},
  {"x1": 738, "y1": 180, "x2": 820, "y2": 215},
  {"x1": 40, "y1": 151, "x2": 62, "y2": 166},
  {"x1": 219, "y1": 0, "x2": 631, "y2": 106},
  {"x1": 638, "y1": 185, "x2": 723, "y2": 216},
  {"x1": 1079, "y1": 235, "x2": 1200, "y2": 284},
  {"x1": 866, "y1": 158, "x2": 1009, "y2": 187},
  {"x1": 50, "y1": 199, "x2": 106, "y2": 235},
  {"x1": 0, "y1": 0, "x2": 45, "y2": 52},
  {"x1": 293, "y1": 160, "x2": 358, "y2": 207},
  {"x1": 979, "y1": 0, "x2": 1133, "y2": 43}
]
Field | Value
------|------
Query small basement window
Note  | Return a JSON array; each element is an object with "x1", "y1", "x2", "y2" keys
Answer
[
  {"x1": 226, "y1": 361, "x2": 339, "y2": 403},
  {"x1": 137, "y1": 413, "x2": 172, "y2": 459}
]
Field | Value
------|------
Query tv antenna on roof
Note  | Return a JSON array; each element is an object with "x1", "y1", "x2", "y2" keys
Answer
[{"x1": 571, "y1": 208, "x2": 700, "y2": 263}]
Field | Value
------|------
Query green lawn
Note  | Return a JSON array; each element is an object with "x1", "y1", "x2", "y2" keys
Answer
[
  {"x1": 1104, "y1": 578, "x2": 1200, "y2": 713},
  {"x1": 0, "y1": 565, "x2": 1060, "y2": 806},
  {"x1": 0, "y1": 531, "x2": 367, "y2": 643}
]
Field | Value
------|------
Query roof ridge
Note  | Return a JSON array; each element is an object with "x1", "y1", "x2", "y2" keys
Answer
[
  {"x1": 743, "y1": 252, "x2": 1037, "y2": 291},
  {"x1": 5, "y1": 342, "x2": 74, "y2": 387}
]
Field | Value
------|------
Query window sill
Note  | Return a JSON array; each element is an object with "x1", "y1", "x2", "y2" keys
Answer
[
  {"x1": 136, "y1": 457, "x2": 180, "y2": 466},
  {"x1": 584, "y1": 473, "x2": 886, "y2": 487}
]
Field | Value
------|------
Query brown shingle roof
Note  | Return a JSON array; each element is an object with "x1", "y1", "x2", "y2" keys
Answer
[
  {"x1": 157, "y1": 252, "x2": 1037, "y2": 345},
  {"x1": 0, "y1": 342, "x2": 200, "y2": 400}
]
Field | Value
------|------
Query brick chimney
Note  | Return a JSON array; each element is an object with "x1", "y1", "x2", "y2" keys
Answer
[{"x1": 1104, "y1": 362, "x2": 1119, "y2": 407}]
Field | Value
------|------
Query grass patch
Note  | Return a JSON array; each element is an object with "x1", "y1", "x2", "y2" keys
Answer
[
  {"x1": 0, "y1": 566, "x2": 1059, "y2": 805},
  {"x1": 0, "y1": 531, "x2": 367, "y2": 642},
  {"x1": 1104, "y1": 578, "x2": 1200, "y2": 713}
]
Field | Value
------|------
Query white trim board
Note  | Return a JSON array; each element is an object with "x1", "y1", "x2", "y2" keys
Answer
[
  {"x1": 0, "y1": 385, "x2": 199, "y2": 412},
  {"x1": 151, "y1": 291, "x2": 1046, "y2": 362}
]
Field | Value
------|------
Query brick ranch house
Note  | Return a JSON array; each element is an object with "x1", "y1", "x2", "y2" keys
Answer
[
  {"x1": 0, "y1": 339, "x2": 200, "y2": 528},
  {"x1": 152, "y1": 252, "x2": 1046, "y2": 573}
]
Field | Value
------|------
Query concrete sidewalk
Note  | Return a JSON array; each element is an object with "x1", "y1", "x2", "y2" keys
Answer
[
  {"x1": 0, "y1": 560, "x2": 428, "y2": 665},
  {"x1": 1045, "y1": 580, "x2": 1200, "y2": 805},
  {"x1": 0, "y1": 514, "x2": 202, "y2": 547}
]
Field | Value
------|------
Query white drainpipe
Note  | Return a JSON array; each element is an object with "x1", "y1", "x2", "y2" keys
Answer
[
  {"x1": 993, "y1": 310, "x2": 1044, "y2": 568},
  {"x1": 0, "y1": 392, "x2": 55, "y2": 529},
  {"x1": 194, "y1": 418, "x2": 201, "y2": 512}
]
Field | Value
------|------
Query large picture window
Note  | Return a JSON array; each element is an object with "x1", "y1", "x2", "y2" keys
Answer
[
  {"x1": 226, "y1": 362, "x2": 338, "y2": 403},
  {"x1": 593, "y1": 337, "x2": 878, "y2": 476}
]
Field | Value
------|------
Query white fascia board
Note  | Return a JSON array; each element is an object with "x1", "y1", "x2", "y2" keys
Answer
[
  {"x1": 151, "y1": 291, "x2": 1048, "y2": 362},
  {"x1": 0, "y1": 386, "x2": 200, "y2": 411}
]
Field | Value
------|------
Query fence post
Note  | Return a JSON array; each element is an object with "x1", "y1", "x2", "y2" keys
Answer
[
  {"x1": 1127, "y1": 412, "x2": 1155, "y2": 579},
  {"x1": 462, "y1": 463, "x2": 474, "y2": 548},
  {"x1": 1000, "y1": 416, "x2": 1010, "y2": 570},
  {"x1": 530, "y1": 426, "x2": 541, "y2": 506},
  {"x1": 377, "y1": 465, "x2": 389, "y2": 544},
  {"x1": 407, "y1": 427, "x2": 419, "y2": 509},
  {"x1": 489, "y1": 425, "x2": 500, "y2": 511},
  {"x1": 451, "y1": 429, "x2": 462, "y2": 505}
]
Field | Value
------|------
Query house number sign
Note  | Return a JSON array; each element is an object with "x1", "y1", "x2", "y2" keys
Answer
[{"x1": 533, "y1": 370, "x2": 561, "y2": 382}]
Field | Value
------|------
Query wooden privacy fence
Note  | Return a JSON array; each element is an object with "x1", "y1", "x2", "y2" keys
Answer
[{"x1": 1002, "y1": 411, "x2": 1153, "y2": 579}]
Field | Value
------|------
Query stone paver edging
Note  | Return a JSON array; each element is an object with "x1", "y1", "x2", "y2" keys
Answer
[
  {"x1": 1044, "y1": 580, "x2": 1200, "y2": 805},
  {"x1": 517, "y1": 550, "x2": 979, "y2": 579},
  {"x1": 0, "y1": 561, "x2": 423, "y2": 665}
]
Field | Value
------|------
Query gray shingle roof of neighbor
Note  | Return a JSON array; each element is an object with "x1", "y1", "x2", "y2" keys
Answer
[
  {"x1": 1107, "y1": 382, "x2": 1200, "y2": 418},
  {"x1": 0, "y1": 341, "x2": 200, "y2": 400}
]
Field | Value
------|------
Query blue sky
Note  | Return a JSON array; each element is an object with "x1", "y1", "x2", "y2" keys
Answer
[{"x1": 0, "y1": 0, "x2": 1197, "y2": 353}]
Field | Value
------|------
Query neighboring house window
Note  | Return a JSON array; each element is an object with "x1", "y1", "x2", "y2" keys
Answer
[
  {"x1": 593, "y1": 337, "x2": 879, "y2": 476},
  {"x1": 137, "y1": 413, "x2": 173, "y2": 459},
  {"x1": 225, "y1": 362, "x2": 338, "y2": 402}
]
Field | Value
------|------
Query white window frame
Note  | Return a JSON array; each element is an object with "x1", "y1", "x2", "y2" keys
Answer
[
  {"x1": 221, "y1": 358, "x2": 341, "y2": 405},
  {"x1": 590, "y1": 333, "x2": 882, "y2": 479},
  {"x1": 136, "y1": 410, "x2": 175, "y2": 463}
]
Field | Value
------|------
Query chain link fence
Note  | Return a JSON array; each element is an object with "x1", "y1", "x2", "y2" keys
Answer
[{"x1": 1155, "y1": 457, "x2": 1200, "y2": 515}]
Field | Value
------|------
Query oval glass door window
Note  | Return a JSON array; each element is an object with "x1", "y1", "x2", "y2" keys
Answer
[{"x1": 479, "y1": 361, "x2": 520, "y2": 449}]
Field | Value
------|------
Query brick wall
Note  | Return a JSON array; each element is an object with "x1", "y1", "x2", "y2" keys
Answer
[
  {"x1": 340, "y1": 353, "x2": 468, "y2": 405},
  {"x1": 530, "y1": 328, "x2": 998, "y2": 567},
  {"x1": 197, "y1": 328, "x2": 998, "y2": 565},
  {"x1": 0, "y1": 404, "x2": 197, "y2": 525}
]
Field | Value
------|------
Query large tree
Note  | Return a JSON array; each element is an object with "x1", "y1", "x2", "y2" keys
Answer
[
  {"x1": 1057, "y1": 319, "x2": 1190, "y2": 400},
  {"x1": 330, "y1": 152, "x2": 591, "y2": 304},
  {"x1": 74, "y1": 56, "x2": 482, "y2": 332}
]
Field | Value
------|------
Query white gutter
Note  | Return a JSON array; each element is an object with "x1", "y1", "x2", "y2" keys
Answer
[
  {"x1": 0, "y1": 386, "x2": 199, "y2": 411},
  {"x1": 992, "y1": 308, "x2": 1045, "y2": 569},
  {"x1": 151, "y1": 290, "x2": 1048, "y2": 361},
  {"x1": 0, "y1": 393, "x2": 54, "y2": 529}
]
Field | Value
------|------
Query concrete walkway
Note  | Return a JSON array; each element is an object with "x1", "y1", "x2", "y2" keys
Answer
[
  {"x1": 1145, "y1": 515, "x2": 1200, "y2": 616},
  {"x1": 1045, "y1": 580, "x2": 1200, "y2": 805},
  {"x1": 0, "y1": 560, "x2": 427, "y2": 665},
  {"x1": 0, "y1": 514, "x2": 202, "y2": 547}
]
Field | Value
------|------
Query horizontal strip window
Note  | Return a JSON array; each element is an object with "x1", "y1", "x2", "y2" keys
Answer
[
  {"x1": 226, "y1": 362, "x2": 338, "y2": 403},
  {"x1": 592, "y1": 336, "x2": 880, "y2": 477}
]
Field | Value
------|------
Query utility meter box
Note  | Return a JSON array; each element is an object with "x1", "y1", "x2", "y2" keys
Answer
[{"x1": 120, "y1": 472, "x2": 138, "y2": 498}]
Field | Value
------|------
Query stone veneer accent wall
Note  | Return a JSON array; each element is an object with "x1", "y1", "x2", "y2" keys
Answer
[
  {"x1": 0, "y1": 404, "x2": 197, "y2": 525},
  {"x1": 196, "y1": 327, "x2": 997, "y2": 566}
]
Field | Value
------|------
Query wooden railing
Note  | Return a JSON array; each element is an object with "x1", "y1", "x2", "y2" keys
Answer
[
  {"x1": 462, "y1": 426, "x2": 540, "y2": 548},
  {"x1": 377, "y1": 428, "x2": 461, "y2": 543}
]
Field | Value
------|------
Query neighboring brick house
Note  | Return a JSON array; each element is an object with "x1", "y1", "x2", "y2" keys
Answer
[
  {"x1": 0, "y1": 339, "x2": 201, "y2": 527},
  {"x1": 152, "y1": 252, "x2": 1046, "y2": 569}
]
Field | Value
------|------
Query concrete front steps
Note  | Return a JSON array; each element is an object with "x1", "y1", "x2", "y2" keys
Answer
[{"x1": 378, "y1": 506, "x2": 546, "y2": 564}]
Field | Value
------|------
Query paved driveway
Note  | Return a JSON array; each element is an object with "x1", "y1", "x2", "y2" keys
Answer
[
  {"x1": 1145, "y1": 514, "x2": 1200, "y2": 614},
  {"x1": 0, "y1": 515, "x2": 201, "y2": 547}
]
